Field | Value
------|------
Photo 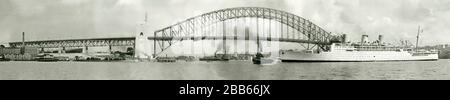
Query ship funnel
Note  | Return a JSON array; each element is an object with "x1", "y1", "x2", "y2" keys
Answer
[
  {"x1": 378, "y1": 35, "x2": 383, "y2": 45},
  {"x1": 361, "y1": 35, "x2": 369, "y2": 45},
  {"x1": 342, "y1": 34, "x2": 347, "y2": 44}
]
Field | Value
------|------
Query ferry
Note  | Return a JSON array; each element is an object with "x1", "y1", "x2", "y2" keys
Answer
[
  {"x1": 35, "y1": 54, "x2": 59, "y2": 62},
  {"x1": 253, "y1": 53, "x2": 280, "y2": 65}
]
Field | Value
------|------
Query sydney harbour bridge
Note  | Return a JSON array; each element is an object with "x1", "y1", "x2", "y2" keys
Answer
[{"x1": 9, "y1": 7, "x2": 341, "y2": 58}]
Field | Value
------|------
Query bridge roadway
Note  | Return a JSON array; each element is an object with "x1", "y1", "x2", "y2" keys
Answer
[{"x1": 9, "y1": 36, "x2": 330, "y2": 48}]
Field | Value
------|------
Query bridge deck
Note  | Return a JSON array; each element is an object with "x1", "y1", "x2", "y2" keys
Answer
[
  {"x1": 9, "y1": 37, "x2": 135, "y2": 43},
  {"x1": 9, "y1": 36, "x2": 330, "y2": 48}
]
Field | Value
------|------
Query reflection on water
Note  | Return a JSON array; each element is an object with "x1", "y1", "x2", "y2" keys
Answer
[{"x1": 1, "y1": 60, "x2": 449, "y2": 80}]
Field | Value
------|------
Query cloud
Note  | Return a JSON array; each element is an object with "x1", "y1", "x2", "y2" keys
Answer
[
  {"x1": 279, "y1": 0, "x2": 450, "y2": 45},
  {"x1": 116, "y1": 0, "x2": 142, "y2": 6},
  {"x1": 0, "y1": 0, "x2": 449, "y2": 46}
]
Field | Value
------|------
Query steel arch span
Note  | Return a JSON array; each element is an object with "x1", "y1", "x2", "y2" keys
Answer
[{"x1": 153, "y1": 7, "x2": 335, "y2": 56}]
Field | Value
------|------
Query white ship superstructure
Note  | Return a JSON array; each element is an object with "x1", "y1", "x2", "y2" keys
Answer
[{"x1": 281, "y1": 34, "x2": 439, "y2": 62}]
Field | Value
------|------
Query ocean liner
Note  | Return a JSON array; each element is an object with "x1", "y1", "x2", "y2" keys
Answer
[{"x1": 281, "y1": 29, "x2": 439, "y2": 62}]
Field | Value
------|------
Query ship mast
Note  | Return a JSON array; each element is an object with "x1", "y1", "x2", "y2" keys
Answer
[{"x1": 416, "y1": 26, "x2": 423, "y2": 50}]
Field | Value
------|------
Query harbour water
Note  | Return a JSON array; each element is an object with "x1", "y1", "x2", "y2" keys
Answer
[{"x1": 1, "y1": 59, "x2": 449, "y2": 80}]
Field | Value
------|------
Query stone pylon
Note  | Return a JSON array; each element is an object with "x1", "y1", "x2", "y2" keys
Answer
[{"x1": 134, "y1": 14, "x2": 154, "y2": 60}]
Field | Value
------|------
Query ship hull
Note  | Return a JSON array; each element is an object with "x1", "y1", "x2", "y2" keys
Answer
[
  {"x1": 282, "y1": 59, "x2": 438, "y2": 62},
  {"x1": 281, "y1": 51, "x2": 438, "y2": 62},
  {"x1": 253, "y1": 58, "x2": 278, "y2": 64}
]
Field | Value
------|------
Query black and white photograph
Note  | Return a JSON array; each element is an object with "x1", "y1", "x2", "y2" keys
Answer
[{"x1": 1, "y1": 0, "x2": 450, "y2": 81}]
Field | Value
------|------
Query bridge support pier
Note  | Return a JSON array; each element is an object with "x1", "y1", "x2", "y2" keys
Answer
[
  {"x1": 234, "y1": 19, "x2": 238, "y2": 56},
  {"x1": 109, "y1": 45, "x2": 112, "y2": 53},
  {"x1": 58, "y1": 47, "x2": 66, "y2": 54},
  {"x1": 40, "y1": 48, "x2": 44, "y2": 53},
  {"x1": 245, "y1": 27, "x2": 250, "y2": 56},
  {"x1": 223, "y1": 21, "x2": 227, "y2": 58},
  {"x1": 83, "y1": 46, "x2": 88, "y2": 54}
]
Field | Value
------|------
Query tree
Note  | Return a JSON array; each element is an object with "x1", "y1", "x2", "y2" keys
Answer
[{"x1": 0, "y1": 45, "x2": 5, "y2": 48}]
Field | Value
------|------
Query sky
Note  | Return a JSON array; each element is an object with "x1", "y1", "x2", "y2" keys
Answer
[{"x1": 1, "y1": 0, "x2": 450, "y2": 46}]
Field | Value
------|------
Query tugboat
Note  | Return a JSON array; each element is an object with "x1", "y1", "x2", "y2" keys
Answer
[
  {"x1": 252, "y1": 53, "x2": 279, "y2": 65},
  {"x1": 251, "y1": 30, "x2": 279, "y2": 65},
  {"x1": 35, "y1": 54, "x2": 58, "y2": 62},
  {"x1": 252, "y1": 53, "x2": 264, "y2": 64}
]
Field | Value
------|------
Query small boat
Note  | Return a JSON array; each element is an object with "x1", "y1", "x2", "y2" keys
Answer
[
  {"x1": 35, "y1": 54, "x2": 58, "y2": 62},
  {"x1": 156, "y1": 57, "x2": 177, "y2": 62},
  {"x1": 199, "y1": 57, "x2": 229, "y2": 62},
  {"x1": 252, "y1": 53, "x2": 279, "y2": 65}
]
